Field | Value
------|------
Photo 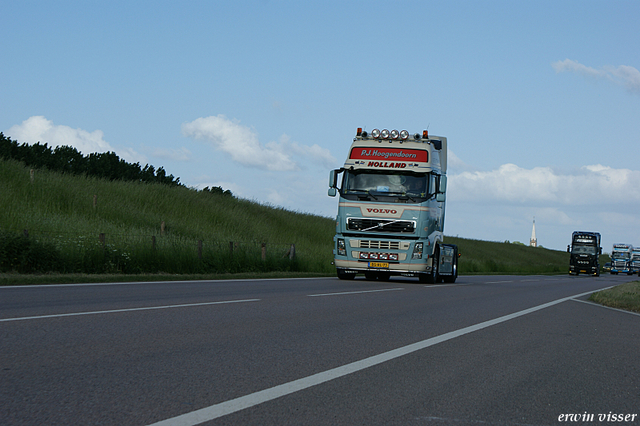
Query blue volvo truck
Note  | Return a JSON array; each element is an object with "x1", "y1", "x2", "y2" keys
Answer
[
  {"x1": 611, "y1": 243, "x2": 633, "y2": 275},
  {"x1": 328, "y1": 127, "x2": 457, "y2": 283}
]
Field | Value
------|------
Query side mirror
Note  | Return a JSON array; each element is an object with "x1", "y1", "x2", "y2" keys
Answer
[
  {"x1": 438, "y1": 175, "x2": 447, "y2": 193},
  {"x1": 328, "y1": 169, "x2": 341, "y2": 197},
  {"x1": 567, "y1": 245, "x2": 570, "y2": 253},
  {"x1": 329, "y1": 169, "x2": 338, "y2": 188}
]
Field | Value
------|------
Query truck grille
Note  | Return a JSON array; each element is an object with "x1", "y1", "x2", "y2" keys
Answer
[
  {"x1": 359, "y1": 240, "x2": 401, "y2": 250},
  {"x1": 347, "y1": 218, "x2": 416, "y2": 233},
  {"x1": 613, "y1": 261, "x2": 627, "y2": 268}
]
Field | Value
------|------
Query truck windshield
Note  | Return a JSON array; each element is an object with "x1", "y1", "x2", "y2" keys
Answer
[
  {"x1": 342, "y1": 171, "x2": 430, "y2": 202},
  {"x1": 612, "y1": 251, "x2": 630, "y2": 260},
  {"x1": 571, "y1": 245, "x2": 597, "y2": 255}
]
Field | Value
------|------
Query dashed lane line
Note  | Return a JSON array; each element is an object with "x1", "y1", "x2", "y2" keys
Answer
[
  {"x1": 307, "y1": 288, "x2": 404, "y2": 297},
  {"x1": 147, "y1": 287, "x2": 606, "y2": 426},
  {"x1": 0, "y1": 299, "x2": 261, "y2": 322}
]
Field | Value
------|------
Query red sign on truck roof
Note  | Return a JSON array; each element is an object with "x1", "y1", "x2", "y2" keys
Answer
[{"x1": 349, "y1": 148, "x2": 428, "y2": 163}]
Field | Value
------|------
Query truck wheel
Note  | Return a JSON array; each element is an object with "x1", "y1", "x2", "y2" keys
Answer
[
  {"x1": 443, "y1": 253, "x2": 458, "y2": 283},
  {"x1": 419, "y1": 246, "x2": 439, "y2": 284},
  {"x1": 378, "y1": 271, "x2": 391, "y2": 281},
  {"x1": 337, "y1": 269, "x2": 355, "y2": 280},
  {"x1": 364, "y1": 271, "x2": 377, "y2": 281}
]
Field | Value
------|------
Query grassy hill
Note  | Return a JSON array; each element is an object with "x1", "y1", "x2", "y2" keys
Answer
[{"x1": 1, "y1": 158, "x2": 587, "y2": 282}]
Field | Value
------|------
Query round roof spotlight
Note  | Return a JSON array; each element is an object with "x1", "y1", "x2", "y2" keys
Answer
[
  {"x1": 400, "y1": 130, "x2": 409, "y2": 140},
  {"x1": 361, "y1": 131, "x2": 368, "y2": 137},
  {"x1": 390, "y1": 129, "x2": 399, "y2": 139},
  {"x1": 413, "y1": 133, "x2": 422, "y2": 140},
  {"x1": 371, "y1": 129, "x2": 381, "y2": 139},
  {"x1": 380, "y1": 129, "x2": 390, "y2": 139}
]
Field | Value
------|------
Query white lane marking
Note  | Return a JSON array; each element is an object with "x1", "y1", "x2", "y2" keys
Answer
[
  {"x1": 484, "y1": 280, "x2": 513, "y2": 284},
  {"x1": 0, "y1": 277, "x2": 328, "y2": 289},
  {"x1": 147, "y1": 287, "x2": 604, "y2": 426},
  {"x1": 423, "y1": 284, "x2": 467, "y2": 288},
  {"x1": 0, "y1": 299, "x2": 261, "y2": 322},
  {"x1": 307, "y1": 288, "x2": 403, "y2": 297},
  {"x1": 571, "y1": 297, "x2": 640, "y2": 317}
]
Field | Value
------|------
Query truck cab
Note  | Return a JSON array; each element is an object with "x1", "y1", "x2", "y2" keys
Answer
[
  {"x1": 610, "y1": 244, "x2": 633, "y2": 275},
  {"x1": 629, "y1": 248, "x2": 640, "y2": 276},
  {"x1": 329, "y1": 127, "x2": 457, "y2": 283},
  {"x1": 567, "y1": 231, "x2": 601, "y2": 276}
]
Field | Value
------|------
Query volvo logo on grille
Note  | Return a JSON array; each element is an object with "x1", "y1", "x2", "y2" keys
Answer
[{"x1": 367, "y1": 208, "x2": 397, "y2": 214}]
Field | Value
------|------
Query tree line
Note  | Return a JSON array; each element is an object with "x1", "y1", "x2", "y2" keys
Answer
[{"x1": 0, "y1": 132, "x2": 181, "y2": 186}]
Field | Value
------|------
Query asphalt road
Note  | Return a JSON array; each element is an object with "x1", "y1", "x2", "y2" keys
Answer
[{"x1": 1, "y1": 274, "x2": 639, "y2": 426}]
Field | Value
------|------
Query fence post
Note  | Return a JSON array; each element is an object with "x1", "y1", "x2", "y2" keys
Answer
[
  {"x1": 161, "y1": 221, "x2": 165, "y2": 236},
  {"x1": 198, "y1": 240, "x2": 203, "y2": 260},
  {"x1": 261, "y1": 242, "x2": 266, "y2": 261},
  {"x1": 289, "y1": 244, "x2": 296, "y2": 260}
]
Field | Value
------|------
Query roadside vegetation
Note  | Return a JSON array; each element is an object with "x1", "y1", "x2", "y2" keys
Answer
[
  {"x1": 588, "y1": 281, "x2": 640, "y2": 313},
  {"x1": 0, "y1": 156, "x2": 597, "y2": 285}
]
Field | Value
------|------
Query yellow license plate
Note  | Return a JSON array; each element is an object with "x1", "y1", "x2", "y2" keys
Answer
[{"x1": 369, "y1": 262, "x2": 389, "y2": 269}]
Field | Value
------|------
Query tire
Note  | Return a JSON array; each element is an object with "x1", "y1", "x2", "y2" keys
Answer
[
  {"x1": 337, "y1": 269, "x2": 355, "y2": 280},
  {"x1": 420, "y1": 246, "x2": 439, "y2": 284},
  {"x1": 377, "y1": 271, "x2": 391, "y2": 281},
  {"x1": 364, "y1": 271, "x2": 377, "y2": 281},
  {"x1": 443, "y1": 253, "x2": 458, "y2": 283}
]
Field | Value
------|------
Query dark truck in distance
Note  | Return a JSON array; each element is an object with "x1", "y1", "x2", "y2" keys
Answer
[{"x1": 567, "y1": 231, "x2": 601, "y2": 276}]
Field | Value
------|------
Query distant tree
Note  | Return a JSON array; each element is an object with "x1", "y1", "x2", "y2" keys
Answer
[{"x1": 0, "y1": 132, "x2": 193, "y2": 189}]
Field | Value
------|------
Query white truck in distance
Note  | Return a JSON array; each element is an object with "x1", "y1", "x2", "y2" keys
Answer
[{"x1": 328, "y1": 127, "x2": 458, "y2": 283}]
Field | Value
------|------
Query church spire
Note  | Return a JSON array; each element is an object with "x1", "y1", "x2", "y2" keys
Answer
[{"x1": 530, "y1": 217, "x2": 537, "y2": 247}]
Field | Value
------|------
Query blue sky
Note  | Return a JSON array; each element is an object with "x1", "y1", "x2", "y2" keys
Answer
[{"x1": 2, "y1": 1, "x2": 639, "y2": 252}]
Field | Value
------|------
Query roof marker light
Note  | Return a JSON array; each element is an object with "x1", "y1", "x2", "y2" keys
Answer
[
  {"x1": 371, "y1": 129, "x2": 381, "y2": 139},
  {"x1": 381, "y1": 129, "x2": 390, "y2": 139},
  {"x1": 423, "y1": 130, "x2": 429, "y2": 139},
  {"x1": 357, "y1": 128, "x2": 363, "y2": 136},
  {"x1": 413, "y1": 133, "x2": 421, "y2": 140},
  {"x1": 400, "y1": 130, "x2": 409, "y2": 140},
  {"x1": 390, "y1": 129, "x2": 399, "y2": 139}
]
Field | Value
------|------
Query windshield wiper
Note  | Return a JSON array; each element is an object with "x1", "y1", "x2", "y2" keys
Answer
[
  {"x1": 347, "y1": 189, "x2": 378, "y2": 200},
  {"x1": 384, "y1": 191, "x2": 421, "y2": 202}
]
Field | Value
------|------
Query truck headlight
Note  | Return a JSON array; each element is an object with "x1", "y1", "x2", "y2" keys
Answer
[
  {"x1": 412, "y1": 242, "x2": 423, "y2": 260},
  {"x1": 337, "y1": 239, "x2": 346, "y2": 256}
]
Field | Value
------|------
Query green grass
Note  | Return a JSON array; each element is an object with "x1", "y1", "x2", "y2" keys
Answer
[
  {"x1": 443, "y1": 236, "x2": 602, "y2": 275},
  {"x1": 1, "y1": 158, "x2": 335, "y2": 276},
  {"x1": 589, "y1": 281, "x2": 640, "y2": 313},
  {"x1": 1, "y1": 158, "x2": 581, "y2": 283}
]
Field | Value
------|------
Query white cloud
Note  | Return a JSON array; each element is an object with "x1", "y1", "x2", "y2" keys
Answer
[
  {"x1": 449, "y1": 163, "x2": 640, "y2": 206},
  {"x1": 6, "y1": 115, "x2": 145, "y2": 164},
  {"x1": 8, "y1": 116, "x2": 112, "y2": 153},
  {"x1": 552, "y1": 59, "x2": 640, "y2": 95},
  {"x1": 181, "y1": 115, "x2": 336, "y2": 171}
]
